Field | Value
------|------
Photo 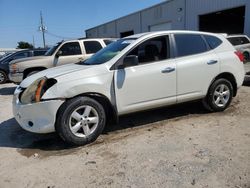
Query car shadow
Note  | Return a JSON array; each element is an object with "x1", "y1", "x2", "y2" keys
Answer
[
  {"x1": 0, "y1": 101, "x2": 208, "y2": 153},
  {"x1": 0, "y1": 86, "x2": 16, "y2": 95},
  {"x1": 104, "y1": 101, "x2": 207, "y2": 133},
  {"x1": 243, "y1": 78, "x2": 250, "y2": 86}
]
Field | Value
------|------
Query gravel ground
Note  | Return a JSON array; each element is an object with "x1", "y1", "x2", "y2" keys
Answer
[{"x1": 0, "y1": 82, "x2": 249, "y2": 188}]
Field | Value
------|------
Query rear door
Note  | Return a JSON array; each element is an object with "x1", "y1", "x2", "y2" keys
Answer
[{"x1": 173, "y1": 34, "x2": 220, "y2": 103}]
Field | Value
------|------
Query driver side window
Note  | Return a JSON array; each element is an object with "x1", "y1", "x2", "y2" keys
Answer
[
  {"x1": 128, "y1": 36, "x2": 170, "y2": 64},
  {"x1": 59, "y1": 42, "x2": 81, "y2": 56}
]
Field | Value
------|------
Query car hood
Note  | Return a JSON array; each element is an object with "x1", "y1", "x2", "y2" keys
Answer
[
  {"x1": 10, "y1": 56, "x2": 48, "y2": 64},
  {"x1": 20, "y1": 63, "x2": 101, "y2": 88}
]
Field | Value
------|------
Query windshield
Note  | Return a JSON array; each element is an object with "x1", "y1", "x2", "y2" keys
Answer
[
  {"x1": 45, "y1": 42, "x2": 62, "y2": 56},
  {"x1": 82, "y1": 38, "x2": 136, "y2": 65}
]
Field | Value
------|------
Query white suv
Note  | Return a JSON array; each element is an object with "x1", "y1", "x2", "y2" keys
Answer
[{"x1": 13, "y1": 31, "x2": 245, "y2": 145}]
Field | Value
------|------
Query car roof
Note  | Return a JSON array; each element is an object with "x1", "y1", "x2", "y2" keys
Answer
[{"x1": 125, "y1": 30, "x2": 223, "y2": 39}]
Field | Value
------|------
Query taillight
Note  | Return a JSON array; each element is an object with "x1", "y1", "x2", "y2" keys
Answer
[{"x1": 235, "y1": 51, "x2": 244, "y2": 62}]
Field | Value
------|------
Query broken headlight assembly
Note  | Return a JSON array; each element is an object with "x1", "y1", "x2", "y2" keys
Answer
[{"x1": 20, "y1": 77, "x2": 57, "y2": 104}]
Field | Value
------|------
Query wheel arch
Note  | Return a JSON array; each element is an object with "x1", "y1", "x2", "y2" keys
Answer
[
  {"x1": 23, "y1": 67, "x2": 47, "y2": 79},
  {"x1": 0, "y1": 68, "x2": 7, "y2": 74},
  {"x1": 210, "y1": 72, "x2": 237, "y2": 97},
  {"x1": 58, "y1": 92, "x2": 118, "y2": 126}
]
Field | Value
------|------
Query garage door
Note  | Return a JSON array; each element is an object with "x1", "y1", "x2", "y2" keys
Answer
[
  {"x1": 149, "y1": 22, "x2": 172, "y2": 32},
  {"x1": 199, "y1": 6, "x2": 245, "y2": 34}
]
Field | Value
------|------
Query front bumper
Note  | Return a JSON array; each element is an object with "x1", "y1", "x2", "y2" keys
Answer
[
  {"x1": 12, "y1": 87, "x2": 64, "y2": 134},
  {"x1": 9, "y1": 72, "x2": 23, "y2": 83}
]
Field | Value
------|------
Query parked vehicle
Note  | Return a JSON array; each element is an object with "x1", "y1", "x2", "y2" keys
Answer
[
  {"x1": 13, "y1": 31, "x2": 245, "y2": 145},
  {"x1": 9, "y1": 38, "x2": 116, "y2": 84},
  {"x1": 226, "y1": 35, "x2": 250, "y2": 78},
  {"x1": 226, "y1": 35, "x2": 250, "y2": 62},
  {"x1": 0, "y1": 49, "x2": 47, "y2": 84}
]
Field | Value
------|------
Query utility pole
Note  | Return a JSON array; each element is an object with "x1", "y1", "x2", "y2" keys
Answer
[
  {"x1": 32, "y1": 35, "x2": 35, "y2": 48},
  {"x1": 39, "y1": 11, "x2": 47, "y2": 48}
]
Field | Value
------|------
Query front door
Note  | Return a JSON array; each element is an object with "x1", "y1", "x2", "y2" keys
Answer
[
  {"x1": 114, "y1": 35, "x2": 177, "y2": 115},
  {"x1": 54, "y1": 42, "x2": 83, "y2": 66}
]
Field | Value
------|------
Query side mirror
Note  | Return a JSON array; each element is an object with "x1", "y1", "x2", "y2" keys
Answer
[
  {"x1": 56, "y1": 50, "x2": 62, "y2": 58},
  {"x1": 119, "y1": 55, "x2": 139, "y2": 69}
]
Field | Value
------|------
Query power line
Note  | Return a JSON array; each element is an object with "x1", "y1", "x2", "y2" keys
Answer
[{"x1": 45, "y1": 31, "x2": 73, "y2": 40}]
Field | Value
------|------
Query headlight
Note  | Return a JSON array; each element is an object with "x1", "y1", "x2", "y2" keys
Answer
[{"x1": 20, "y1": 77, "x2": 57, "y2": 104}]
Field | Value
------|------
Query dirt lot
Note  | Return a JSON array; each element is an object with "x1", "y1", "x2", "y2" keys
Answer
[{"x1": 0, "y1": 82, "x2": 249, "y2": 188}]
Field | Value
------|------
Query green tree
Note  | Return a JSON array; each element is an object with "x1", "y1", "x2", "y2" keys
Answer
[{"x1": 17, "y1": 41, "x2": 34, "y2": 49}]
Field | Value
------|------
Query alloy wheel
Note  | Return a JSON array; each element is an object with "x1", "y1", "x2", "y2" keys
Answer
[
  {"x1": 69, "y1": 105, "x2": 99, "y2": 138},
  {"x1": 213, "y1": 84, "x2": 230, "y2": 108}
]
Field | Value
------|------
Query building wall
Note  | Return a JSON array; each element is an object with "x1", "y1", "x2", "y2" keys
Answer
[
  {"x1": 86, "y1": 0, "x2": 186, "y2": 38},
  {"x1": 85, "y1": 0, "x2": 250, "y2": 38},
  {"x1": 185, "y1": 0, "x2": 250, "y2": 36},
  {"x1": 116, "y1": 12, "x2": 141, "y2": 36},
  {"x1": 141, "y1": 0, "x2": 185, "y2": 32}
]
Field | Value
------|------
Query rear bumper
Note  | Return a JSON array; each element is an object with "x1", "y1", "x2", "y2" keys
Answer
[{"x1": 9, "y1": 72, "x2": 23, "y2": 83}]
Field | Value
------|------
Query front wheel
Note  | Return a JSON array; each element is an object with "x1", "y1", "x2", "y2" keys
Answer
[
  {"x1": 0, "y1": 70, "x2": 7, "y2": 84},
  {"x1": 56, "y1": 96, "x2": 106, "y2": 146},
  {"x1": 203, "y1": 78, "x2": 233, "y2": 112}
]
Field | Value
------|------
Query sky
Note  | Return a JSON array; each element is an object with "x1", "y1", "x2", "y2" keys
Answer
[{"x1": 0, "y1": 0, "x2": 163, "y2": 48}]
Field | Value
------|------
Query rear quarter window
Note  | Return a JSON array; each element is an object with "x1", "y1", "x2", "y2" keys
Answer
[
  {"x1": 174, "y1": 34, "x2": 208, "y2": 57},
  {"x1": 203, "y1": 35, "x2": 222, "y2": 49}
]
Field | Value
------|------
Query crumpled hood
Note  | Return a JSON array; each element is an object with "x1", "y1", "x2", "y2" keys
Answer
[
  {"x1": 20, "y1": 63, "x2": 99, "y2": 88},
  {"x1": 10, "y1": 56, "x2": 48, "y2": 64}
]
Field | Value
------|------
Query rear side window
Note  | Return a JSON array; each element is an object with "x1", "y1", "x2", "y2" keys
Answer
[
  {"x1": 227, "y1": 37, "x2": 250, "y2": 46},
  {"x1": 174, "y1": 34, "x2": 208, "y2": 57},
  {"x1": 59, "y1": 42, "x2": 81, "y2": 56},
  {"x1": 84, "y1": 41, "x2": 102, "y2": 54},
  {"x1": 203, "y1": 35, "x2": 222, "y2": 49}
]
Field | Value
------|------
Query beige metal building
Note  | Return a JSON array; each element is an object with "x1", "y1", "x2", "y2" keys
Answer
[{"x1": 86, "y1": 0, "x2": 250, "y2": 38}]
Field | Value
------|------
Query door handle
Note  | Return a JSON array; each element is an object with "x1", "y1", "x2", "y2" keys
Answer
[
  {"x1": 207, "y1": 60, "x2": 218, "y2": 65},
  {"x1": 161, "y1": 67, "x2": 175, "y2": 73},
  {"x1": 78, "y1": 57, "x2": 84, "y2": 61}
]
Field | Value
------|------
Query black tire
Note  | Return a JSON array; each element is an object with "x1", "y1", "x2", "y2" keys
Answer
[
  {"x1": 55, "y1": 96, "x2": 106, "y2": 146},
  {"x1": 243, "y1": 52, "x2": 250, "y2": 62},
  {"x1": 203, "y1": 78, "x2": 233, "y2": 112},
  {"x1": 0, "y1": 70, "x2": 7, "y2": 84}
]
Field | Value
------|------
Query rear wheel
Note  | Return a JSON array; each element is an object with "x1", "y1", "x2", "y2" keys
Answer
[
  {"x1": 0, "y1": 70, "x2": 7, "y2": 84},
  {"x1": 56, "y1": 96, "x2": 106, "y2": 146},
  {"x1": 203, "y1": 78, "x2": 233, "y2": 112}
]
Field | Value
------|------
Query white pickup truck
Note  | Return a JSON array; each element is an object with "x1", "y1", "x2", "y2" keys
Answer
[{"x1": 9, "y1": 38, "x2": 116, "y2": 83}]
